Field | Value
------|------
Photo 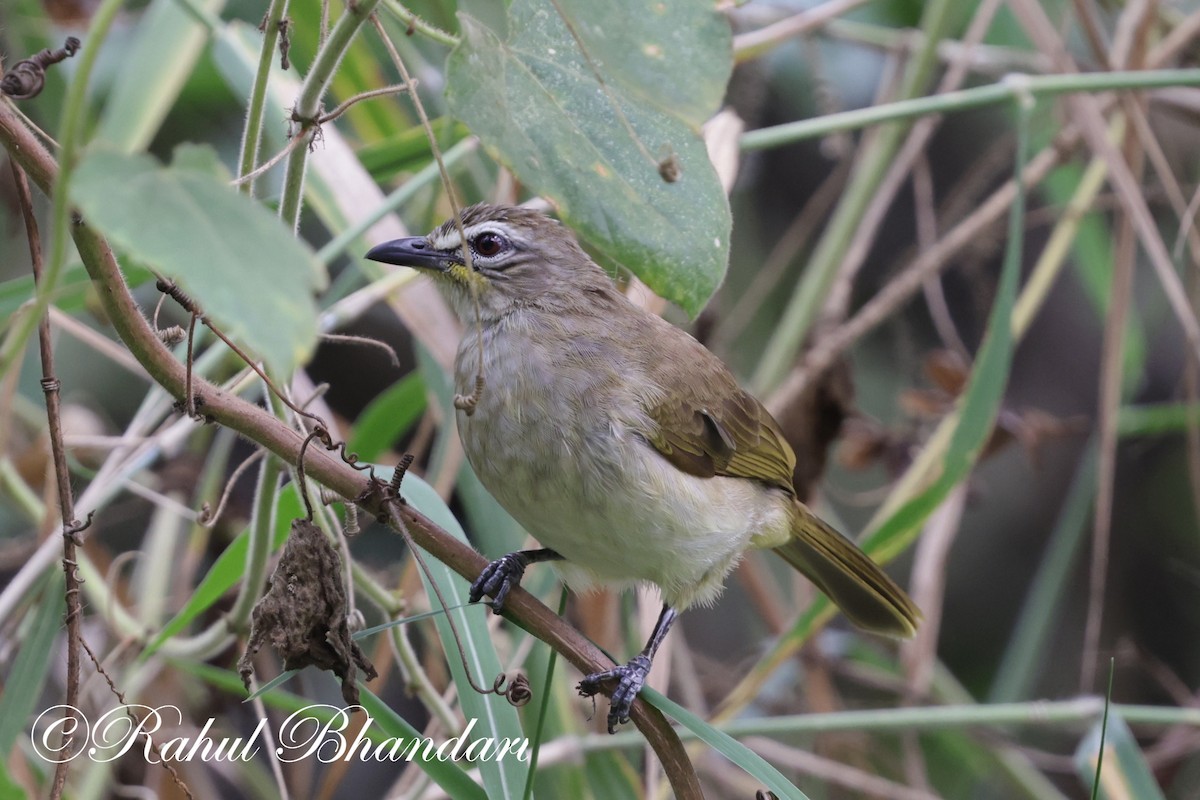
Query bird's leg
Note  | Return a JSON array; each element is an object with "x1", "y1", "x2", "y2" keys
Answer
[
  {"x1": 469, "y1": 548, "x2": 561, "y2": 612},
  {"x1": 578, "y1": 604, "x2": 678, "y2": 734}
]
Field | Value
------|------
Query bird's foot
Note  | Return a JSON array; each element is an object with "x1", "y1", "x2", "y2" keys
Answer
[
  {"x1": 578, "y1": 654, "x2": 652, "y2": 734},
  {"x1": 469, "y1": 553, "x2": 530, "y2": 613}
]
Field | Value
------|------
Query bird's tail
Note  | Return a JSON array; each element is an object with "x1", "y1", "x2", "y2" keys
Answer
[{"x1": 773, "y1": 502, "x2": 921, "y2": 638}]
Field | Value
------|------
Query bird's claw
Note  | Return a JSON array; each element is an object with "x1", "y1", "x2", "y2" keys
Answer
[
  {"x1": 469, "y1": 553, "x2": 529, "y2": 613},
  {"x1": 578, "y1": 654, "x2": 651, "y2": 734}
]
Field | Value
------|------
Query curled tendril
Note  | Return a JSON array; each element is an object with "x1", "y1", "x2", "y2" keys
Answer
[
  {"x1": 492, "y1": 673, "x2": 532, "y2": 707},
  {"x1": 388, "y1": 453, "x2": 415, "y2": 493},
  {"x1": 0, "y1": 37, "x2": 80, "y2": 100},
  {"x1": 156, "y1": 325, "x2": 187, "y2": 346},
  {"x1": 297, "y1": 429, "x2": 327, "y2": 521},
  {"x1": 342, "y1": 504, "x2": 360, "y2": 536},
  {"x1": 156, "y1": 278, "x2": 200, "y2": 315},
  {"x1": 335, "y1": 441, "x2": 370, "y2": 470},
  {"x1": 63, "y1": 511, "x2": 96, "y2": 545},
  {"x1": 453, "y1": 374, "x2": 486, "y2": 415}
]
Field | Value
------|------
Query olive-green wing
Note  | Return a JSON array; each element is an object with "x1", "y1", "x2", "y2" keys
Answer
[{"x1": 642, "y1": 371, "x2": 797, "y2": 495}]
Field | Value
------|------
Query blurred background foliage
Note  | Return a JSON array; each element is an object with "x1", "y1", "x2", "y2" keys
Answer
[{"x1": 3, "y1": 0, "x2": 1200, "y2": 798}]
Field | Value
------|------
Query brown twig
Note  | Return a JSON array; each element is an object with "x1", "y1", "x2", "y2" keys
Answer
[
  {"x1": 319, "y1": 332, "x2": 401, "y2": 368},
  {"x1": 0, "y1": 85, "x2": 703, "y2": 800},
  {"x1": 10, "y1": 153, "x2": 85, "y2": 800}
]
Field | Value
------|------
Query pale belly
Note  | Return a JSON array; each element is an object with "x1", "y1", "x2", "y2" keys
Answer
[{"x1": 455, "y1": 337, "x2": 792, "y2": 609}]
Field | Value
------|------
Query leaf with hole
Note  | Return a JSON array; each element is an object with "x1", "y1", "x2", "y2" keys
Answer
[{"x1": 446, "y1": 0, "x2": 733, "y2": 316}]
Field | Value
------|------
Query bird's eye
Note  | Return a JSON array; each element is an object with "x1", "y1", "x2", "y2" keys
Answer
[{"x1": 473, "y1": 232, "x2": 507, "y2": 258}]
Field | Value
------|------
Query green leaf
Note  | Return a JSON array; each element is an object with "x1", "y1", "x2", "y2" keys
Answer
[
  {"x1": 446, "y1": 0, "x2": 733, "y2": 316},
  {"x1": 0, "y1": 573, "x2": 64, "y2": 755},
  {"x1": 385, "y1": 468, "x2": 530, "y2": 798},
  {"x1": 70, "y1": 146, "x2": 324, "y2": 374},
  {"x1": 0, "y1": 762, "x2": 25, "y2": 800},
  {"x1": 642, "y1": 689, "x2": 810, "y2": 800},
  {"x1": 854, "y1": 105, "x2": 1030, "y2": 559}
]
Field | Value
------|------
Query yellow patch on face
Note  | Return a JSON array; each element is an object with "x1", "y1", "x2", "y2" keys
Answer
[{"x1": 444, "y1": 263, "x2": 488, "y2": 290}]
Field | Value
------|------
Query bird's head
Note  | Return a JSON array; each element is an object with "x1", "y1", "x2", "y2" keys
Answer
[{"x1": 365, "y1": 204, "x2": 611, "y2": 322}]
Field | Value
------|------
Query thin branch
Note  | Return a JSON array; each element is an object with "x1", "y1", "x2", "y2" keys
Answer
[
  {"x1": 231, "y1": 130, "x2": 309, "y2": 187},
  {"x1": 317, "y1": 83, "x2": 411, "y2": 125},
  {"x1": 318, "y1": 332, "x2": 401, "y2": 368},
  {"x1": 740, "y1": 69, "x2": 1200, "y2": 152}
]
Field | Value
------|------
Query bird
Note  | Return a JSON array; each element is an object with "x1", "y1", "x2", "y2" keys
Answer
[{"x1": 366, "y1": 204, "x2": 920, "y2": 733}]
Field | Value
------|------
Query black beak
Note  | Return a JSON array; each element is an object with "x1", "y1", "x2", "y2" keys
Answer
[{"x1": 365, "y1": 237, "x2": 455, "y2": 272}]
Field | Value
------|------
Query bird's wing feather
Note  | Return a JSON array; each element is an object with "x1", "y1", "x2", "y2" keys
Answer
[{"x1": 637, "y1": 331, "x2": 796, "y2": 494}]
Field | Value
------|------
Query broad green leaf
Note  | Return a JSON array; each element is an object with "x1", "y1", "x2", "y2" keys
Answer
[
  {"x1": 71, "y1": 146, "x2": 323, "y2": 374},
  {"x1": 0, "y1": 762, "x2": 24, "y2": 800},
  {"x1": 446, "y1": 0, "x2": 733, "y2": 316}
]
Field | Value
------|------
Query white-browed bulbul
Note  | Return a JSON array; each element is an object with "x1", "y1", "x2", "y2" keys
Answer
[{"x1": 366, "y1": 204, "x2": 920, "y2": 733}]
